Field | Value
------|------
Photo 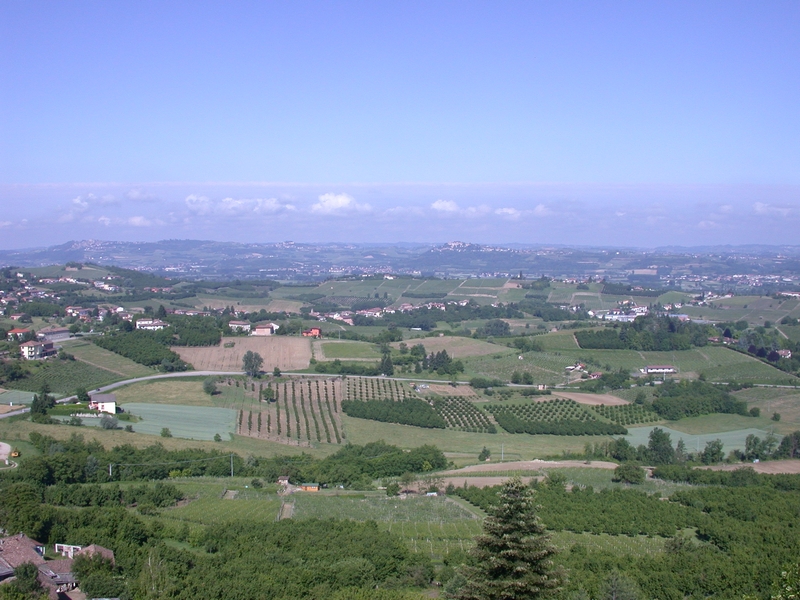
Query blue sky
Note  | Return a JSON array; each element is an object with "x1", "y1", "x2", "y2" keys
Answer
[{"x1": 1, "y1": 1, "x2": 798, "y2": 248}]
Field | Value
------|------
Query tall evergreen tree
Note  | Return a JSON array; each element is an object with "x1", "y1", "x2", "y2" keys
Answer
[{"x1": 452, "y1": 477, "x2": 563, "y2": 599}]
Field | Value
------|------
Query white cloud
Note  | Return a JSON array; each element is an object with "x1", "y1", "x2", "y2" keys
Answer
[
  {"x1": 71, "y1": 196, "x2": 90, "y2": 212},
  {"x1": 126, "y1": 188, "x2": 157, "y2": 202},
  {"x1": 719, "y1": 204, "x2": 733, "y2": 213},
  {"x1": 532, "y1": 204, "x2": 553, "y2": 216},
  {"x1": 98, "y1": 216, "x2": 112, "y2": 226},
  {"x1": 495, "y1": 207, "x2": 522, "y2": 219},
  {"x1": 185, "y1": 194, "x2": 213, "y2": 215},
  {"x1": 698, "y1": 220, "x2": 718, "y2": 229},
  {"x1": 218, "y1": 197, "x2": 295, "y2": 215},
  {"x1": 431, "y1": 199, "x2": 459, "y2": 213},
  {"x1": 0, "y1": 221, "x2": 11, "y2": 228},
  {"x1": 128, "y1": 216, "x2": 154, "y2": 227},
  {"x1": 753, "y1": 202, "x2": 791, "y2": 217},
  {"x1": 311, "y1": 193, "x2": 371, "y2": 214}
]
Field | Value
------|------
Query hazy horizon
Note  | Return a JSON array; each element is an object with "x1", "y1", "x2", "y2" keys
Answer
[{"x1": 2, "y1": 2, "x2": 798, "y2": 249}]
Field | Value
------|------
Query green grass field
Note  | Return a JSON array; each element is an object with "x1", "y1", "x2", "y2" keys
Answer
[
  {"x1": 341, "y1": 414, "x2": 605, "y2": 459},
  {"x1": 625, "y1": 424, "x2": 776, "y2": 453},
  {"x1": 162, "y1": 478, "x2": 283, "y2": 525},
  {"x1": 320, "y1": 341, "x2": 382, "y2": 359},
  {"x1": 6, "y1": 359, "x2": 124, "y2": 396},
  {"x1": 463, "y1": 344, "x2": 797, "y2": 386},
  {"x1": 121, "y1": 403, "x2": 237, "y2": 440},
  {"x1": 62, "y1": 339, "x2": 154, "y2": 378}
]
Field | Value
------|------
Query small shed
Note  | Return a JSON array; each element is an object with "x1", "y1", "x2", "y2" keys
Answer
[{"x1": 300, "y1": 483, "x2": 320, "y2": 492}]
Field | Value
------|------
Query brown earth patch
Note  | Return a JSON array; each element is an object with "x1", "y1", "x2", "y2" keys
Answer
[
  {"x1": 700, "y1": 459, "x2": 800, "y2": 474},
  {"x1": 425, "y1": 384, "x2": 479, "y2": 397},
  {"x1": 173, "y1": 336, "x2": 311, "y2": 371},
  {"x1": 552, "y1": 392, "x2": 630, "y2": 406}
]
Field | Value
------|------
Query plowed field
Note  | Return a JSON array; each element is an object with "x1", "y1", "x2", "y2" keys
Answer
[{"x1": 173, "y1": 337, "x2": 311, "y2": 371}]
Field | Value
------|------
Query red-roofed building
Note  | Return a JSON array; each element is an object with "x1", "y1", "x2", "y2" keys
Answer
[{"x1": 6, "y1": 328, "x2": 30, "y2": 341}]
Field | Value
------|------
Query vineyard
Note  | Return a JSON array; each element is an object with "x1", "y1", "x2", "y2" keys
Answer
[
  {"x1": 343, "y1": 377, "x2": 497, "y2": 433},
  {"x1": 235, "y1": 377, "x2": 344, "y2": 446},
  {"x1": 592, "y1": 403, "x2": 661, "y2": 426},
  {"x1": 344, "y1": 377, "x2": 412, "y2": 401},
  {"x1": 487, "y1": 399, "x2": 628, "y2": 436}
]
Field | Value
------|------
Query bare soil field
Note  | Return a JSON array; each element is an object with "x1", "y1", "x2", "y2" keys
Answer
[
  {"x1": 442, "y1": 475, "x2": 539, "y2": 488},
  {"x1": 0, "y1": 405, "x2": 20, "y2": 415},
  {"x1": 424, "y1": 384, "x2": 480, "y2": 397},
  {"x1": 394, "y1": 336, "x2": 503, "y2": 358},
  {"x1": 440, "y1": 459, "x2": 618, "y2": 475},
  {"x1": 552, "y1": 392, "x2": 630, "y2": 406},
  {"x1": 700, "y1": 459, "x2": 800, "y2": 474},
  {"x1": 173, "y1": 337, "x2": 311, "y2": 371}
]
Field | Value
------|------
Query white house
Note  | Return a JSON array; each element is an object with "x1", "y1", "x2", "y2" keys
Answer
[
  {"x1": 228, "y1": 320, "x2": 252, "y2": 332},
  {"x1": 252, "y1": 323, "x2": 279, "y2": 336},
  {"x1": 135, "y1": 318, "x2": 168, "y2": 331},
  {"x1": 641, "y1": 365, "x2": 677, "y2": 375},
  {"x1": 88, "y1": 394, "x2": 117, "y2": 414}
]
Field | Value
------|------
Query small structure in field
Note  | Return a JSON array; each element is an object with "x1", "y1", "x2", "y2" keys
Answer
[
  {"x1": 302, "y1": 327, "x2": 321, "y2": 338},
  {"x1": 88, "y1": 393, "x2": 117, "y2": 414},
  {"x1": 641, "y1": 365, "x2": 677, "y2": 375},
  {"x1": 228, "y1": 320, "x2": 252, "y2": 332},
  {"x1": 300, "y1": 483, "x2": 320, "y2": 492}
]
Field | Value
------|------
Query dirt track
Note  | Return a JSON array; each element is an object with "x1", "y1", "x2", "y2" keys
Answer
[
  {"x1": 173, "y1": 337, "x2": 311, "y2": 371},
  {"x1": 700, "y1": 459, "x2": 800, "y2": 474},
  {"x1": 440, "y1": 459, "x2": 619, "y2": 475}
]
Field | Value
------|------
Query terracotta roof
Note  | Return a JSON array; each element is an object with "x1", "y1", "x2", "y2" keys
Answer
[{"x1": 0, "y1": 534, "x2": 46, "y2": 567}]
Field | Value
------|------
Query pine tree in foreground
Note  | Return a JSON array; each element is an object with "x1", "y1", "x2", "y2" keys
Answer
[{"x1": 451, "y1": 477, "x2": 564, "y2": 600}]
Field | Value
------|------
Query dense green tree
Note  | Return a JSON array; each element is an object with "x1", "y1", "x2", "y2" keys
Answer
[
  {"x1": 202, "y1": 377, "x2": 217, "y2": 395},
  {"x1": 701, "y1": 439, "x2": 724, "y2": 465},
  {"x1": 242, "y1": 350, "x2": 263, "y2": 377},
  {"x1": 453, "y1": 477, "x2": 563, "y2": 599},
  {"x1": 612, "y1": 464, "x2": 645, "y2": 484},
  {"x1": 600, "y1": 570, "x2": 642, "y2": 600},
  {"x1": 647, "y1": 428, "x2": 675, "y2": 465}
]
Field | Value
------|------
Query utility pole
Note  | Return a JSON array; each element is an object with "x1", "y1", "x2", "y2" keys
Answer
[
  {"x1": 230, "y1": 454, "x2": 234, "y2": 478},
  {"x1": 108, "y1": 463, "x2": 113, "y2": 478}
]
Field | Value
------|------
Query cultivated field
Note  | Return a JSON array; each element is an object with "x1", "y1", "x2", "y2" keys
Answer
[
  {"x1": 114, "y1": 379, "x2": 213, "y2": 407},
  {"x1": 237, "y1": 377, "x2": 344, "y2": 447},
  {"x1": 701, "y1": 459, "x2": 800, "y2": 474},
  {"x1": 63, "y1": 339, "x2": 155, "y2": 378},
  {"x1": 121, "y1": 403, "x2": 237, "y2": 441},
  {"x1": 625, "y1": 424, "x2": 775, "y2": 453},
  {"x1": 392, "y1": 336, "x2": 502, "y2": 358},
  {"x1": 317, "y1": 340, "x2": 382, "y2": 360},
  {"x1": 553, "y1": 392, "x2": 629, "y2": 406},
  {"x1": 172, "y1": 336, "x2": 312, "y2": 371}
]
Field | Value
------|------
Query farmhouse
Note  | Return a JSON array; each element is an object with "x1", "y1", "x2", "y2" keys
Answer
[
  {"x1": 252, "y1": 323, "x2": 280, "y2": 336},
  {"x1": 641, "y1": 365, "x2": 677, "y2": 375},
  {"x1": 88, "y1": 393, "x2": 117, "y2": 414},
  {"x1": 777, "y1": 349, "x2": 793, "y2": 359},
  {"x1": 228, "y1": 320, "x2": 251, "y2": 332},
  {"x1": 302, "y1": 327, "x2": 322, "y2": 338},
  {"x1": 300, "y1": 483, "x2": 320, "y2": 492},
  {"x1": 277, "y1": 476, "x2": 290, "y2": 486},
  {"x1": 37, "y1": 326, "x2": 71, "y2": 342},
  {"x1": 19, "y1": 340, "x2": 55, "y2": 360},
  {"x1": 135, "y1": 318, "x2": 168, "y2": 331},
  {"x1": 6, "y1": 327, "x2": 30, "y2": 341},
  {"x1": 0, "y1": 534, "x2": 115, "y2": 598}
]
